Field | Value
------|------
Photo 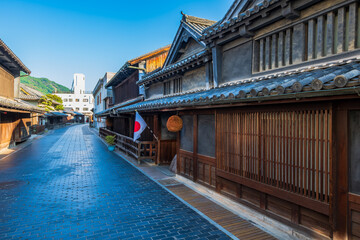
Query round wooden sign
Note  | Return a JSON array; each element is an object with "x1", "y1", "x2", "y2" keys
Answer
[{"x1": 166, "y1": 115, "x2": 183, "y2": 132}]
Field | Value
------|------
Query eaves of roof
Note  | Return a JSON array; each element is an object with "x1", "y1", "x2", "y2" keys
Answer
[
  {"x1": 116, "y1": 59, "x2": 360, "y2": 113},
  {"x1": 0, "y1": 96, "x2": 44, "y2": 113},
  {"x1": 95, "y1": 96, "x2": 143, "y2": 117},
  {"x1": 0, "y1": 39, "x2": 31, "y2": 74},
  {"x1": 105, "y1": 62, "x2": 135, "y2": 88},
  {"x1": 128, "y1": 45, "x2": 171, "y2": 65},
  {"x1": 202, "y1": 0, "x2": 278, "y2": 41}
]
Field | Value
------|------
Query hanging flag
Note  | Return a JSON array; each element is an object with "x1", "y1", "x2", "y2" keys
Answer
[{"x1": 133, "y1": 111, "x2": 147, "y2": 141}]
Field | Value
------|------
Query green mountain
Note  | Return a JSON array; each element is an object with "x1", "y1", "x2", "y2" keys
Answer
[{"x1": 20, "y1": 75, "x2": 70, "y2": 95}]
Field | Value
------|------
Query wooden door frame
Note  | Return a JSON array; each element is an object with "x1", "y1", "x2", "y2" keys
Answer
[{"x1": 333, "y1": 99, "x2": 360, "y2": 239}]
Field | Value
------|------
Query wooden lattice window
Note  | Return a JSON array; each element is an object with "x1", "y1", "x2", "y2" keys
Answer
[
  {"x1": 254, "y1": 2, "x2": 360, "y2": 72},
  {"x1": 216, "y1": 107, "x2": 332, "y2": 204},
  {"x1": 173, "y1": 77, "x2": 182, "y2": 94},
  {"x1": 163, "y1": 81, "x2": 171, "y2": 95}
]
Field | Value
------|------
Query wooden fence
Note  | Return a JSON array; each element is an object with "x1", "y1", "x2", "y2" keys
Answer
[{"x1": 99, "y1": 127, "x2": 157, "y2": 164}]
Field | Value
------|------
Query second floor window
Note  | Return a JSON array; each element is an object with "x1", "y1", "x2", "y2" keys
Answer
[
  {"x1": 173, "y1": 77, "x2": 182, "y2": 94},
  {"x1": 75, "y1": 99, "x2": 80, "y2": 102},
  {"x1": 163, "y1": 78, "x2": 183, "y2": 96},
  {"x1": 69, "y1": 99, "x2": 73, "y2": 102},
  {"x1": 83, "y1": 99, "x2": 88, "y2": 102},
  {"x1": 63, "y1": 99, "x2": 68, "y2": 102},
  {"x1": 163, "y1": 81, "x2": 171, "y2": 95}
]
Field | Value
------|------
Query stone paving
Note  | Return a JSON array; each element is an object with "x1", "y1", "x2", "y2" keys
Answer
[{"x1": 0, "y1": 125, "x2": 230, "y2": 240}]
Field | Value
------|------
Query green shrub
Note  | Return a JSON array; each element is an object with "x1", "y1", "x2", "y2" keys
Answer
[{"x1": 105, "y1": 135, "x2": 116, "y2": 145}]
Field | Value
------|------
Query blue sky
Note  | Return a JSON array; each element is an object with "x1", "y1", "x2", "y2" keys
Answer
[{"x1": 1, "y1": 0, "x2": 233, "y2": 91}]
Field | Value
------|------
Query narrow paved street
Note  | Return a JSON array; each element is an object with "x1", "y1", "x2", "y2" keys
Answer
[{"x1": 0, "y1": 125, "x2": 229, "y2": 239}]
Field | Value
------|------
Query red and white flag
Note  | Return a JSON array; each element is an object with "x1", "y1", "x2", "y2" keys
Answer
[{"x1": 133, "y1": 111, "x2": 147, "y2": 141}]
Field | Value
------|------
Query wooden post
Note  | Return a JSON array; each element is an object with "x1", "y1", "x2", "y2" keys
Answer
[
  {"x1": 212, "y1": 45, "x2": 222, "y2": 87},
  {"x1": 333, "y1": 104, "x2": 348, "y2": 239},
  {"x1": 154, "y1": 114, "x2": 160, "y2": 165},
  {"x1": 193, "y1": 114, "x2": 198, "y2": 182}
]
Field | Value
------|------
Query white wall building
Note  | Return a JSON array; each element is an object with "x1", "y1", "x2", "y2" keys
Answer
[
  {"x1": 93, "y1": 72, "x2": 115, "y2": 129},
  {"x1": 57, "y1": 73, "x2": 94, "y2": 122}
]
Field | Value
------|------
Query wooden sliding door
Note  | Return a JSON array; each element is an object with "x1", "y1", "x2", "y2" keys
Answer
[{"x1": 348, "y1": 111, "x2": 360, "y2": 239}]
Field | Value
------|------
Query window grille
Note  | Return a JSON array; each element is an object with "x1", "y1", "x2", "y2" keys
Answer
[{"x1": 254, "y1": 2, "x2": 360, "y2": 73}]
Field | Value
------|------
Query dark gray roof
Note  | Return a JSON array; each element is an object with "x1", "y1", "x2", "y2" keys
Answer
[
  {"x1": 202, "y1": 0, "x2": 278, "y2": 40},
  {"x1": 0, "y1": 39, "x2": 31, "y2": 74},
  {"x1": 182, "y1": 14, "x2": 217, "y2": 36},
  {"x1": 95, "y1": 96, "x2": 143, "y2": 117},
  {"x1": 19, "y1": 83, "x2": 44, "y2": 101},
  {"x1": 116, "y1": 59, "x2": 360, "y2": 112},
  {"x1": 0, "y1": 96, "x2": 43, "y2": 113}
]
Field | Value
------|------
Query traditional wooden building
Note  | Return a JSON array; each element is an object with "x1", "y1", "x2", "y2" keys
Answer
[
  {"x1": 99, "y1": 0, "x2": 360, "y2": 239},
  {"x1": 97, "y1": 45, "x2": 171, "y2": 163},
  {"x1": 0, "y1": 39, "x2": 43, "y2": 150}
]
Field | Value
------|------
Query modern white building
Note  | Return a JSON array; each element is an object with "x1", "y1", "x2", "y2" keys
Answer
[
  {"x1": 57, "y1": 73, "x2": 94, "y2": 122},
  {"x1": 92, "y1": 72, "x2": 115, "y2": 129}
]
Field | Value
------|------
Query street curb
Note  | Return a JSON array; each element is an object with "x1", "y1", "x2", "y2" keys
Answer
[{"x1": 89, "y1": 127, "x2": 238, "y2": 240}]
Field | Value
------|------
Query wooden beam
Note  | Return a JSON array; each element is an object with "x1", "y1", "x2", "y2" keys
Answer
[{"x1": 216, "y1": 169, "x2": 330, "y2": 215}]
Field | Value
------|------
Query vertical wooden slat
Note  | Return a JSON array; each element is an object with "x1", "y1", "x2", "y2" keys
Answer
[
  {"x1": 312, "y1": 110, "x2": 316, "y2": 199},
  {"x1": 348, "y1": 3, "x2": 357, "y2": 51},
  {"x1": 307, "y1": 111, "x2": 311, "y2": 198},
  {"x1": 260, "y1": 39, "x2": 265, "y2": 71},
  {"x1": 258, "y1": 112, "x2": 261, "y2": 182},
  {"x1": 325, "y1": 109, "x2": 329, "y2": 203},
  {"x1": 285, "y1": 28, "x2": 292, "y2": 65},
  {"x1": 315, "y1": 110, "x2": 319, "y2": 200},
  {"x1": 282, "y1": 112, "x2": 285, "y2": 189},
  {"x1": 271, "y1": 34, "x2": 277, "y2": 69},
  {"x1": 326, "y1": 12, "x2": 335, "y2": 56},
  {"x1": 273, "y1": 112, "x2": 276, "y2": 186},
  {"x1": 278, "y1": 32, "x2": 284, "y2": 67},
  {"x1": 329, "y1": 108, "x2": 333, "y2": 208},
  {"x1": 293, "y1": 111, "x2": 296, "y2": 192},
  {"x1": 337, "y1": 7, "x2": 346, "y2": 53},
  {"x1": 320, "y1": 110, "x2": 324, "y2": 202},
  {"x1": 308, "y1": 19, "x2": 315, "y2": 60},
  {"x1": 292, "y1": 23, "x2": 306, "y2": 64},
  {"x1": 286, "y1": 111, "x2": 289, "y2": 191},
  {"x1": 265, "y1": 37, "x2": 271, "y2": 71},
  {"x1": 316, "y1": 16, "x2": 324, "y2": 58}
]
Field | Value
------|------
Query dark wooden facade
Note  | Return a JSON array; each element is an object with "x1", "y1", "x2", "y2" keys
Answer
[
  {"x1": 0, "y1": 39, "x2": 42, "y2": 150},
  {"x1": 113, "y1": 71, "x2": 139, "y2": 105}
]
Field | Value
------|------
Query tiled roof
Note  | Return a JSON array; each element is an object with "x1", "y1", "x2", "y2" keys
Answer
[
  {"x1": 117, "y1": 59, "x2": 360, "y2": 112},
  {"x1": 182, "y1": 13, "x2": 217, "y2": 36},
  {"x1": 0, "y1": 39, "x2": 31, "y2": 74},
  {"x1": 137, "y1": 50, "x2": 208, "y2": 85},
  {"x1": 19, "y1": 83, "x2": 44, "y2": 101},
  {"x1": 0, "y1": 96, "x2": 43, "y2": 113},
  {"x1": 202, "y1": 0, "x2": 278, "y2": 40},
  {"x1": 95, "y1": 96, "x2": 143, "y2": 117}
]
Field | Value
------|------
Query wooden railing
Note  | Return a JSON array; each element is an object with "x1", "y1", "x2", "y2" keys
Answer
[{"x1": 99, "y1": 127, "x2": 157, "y2": 164}]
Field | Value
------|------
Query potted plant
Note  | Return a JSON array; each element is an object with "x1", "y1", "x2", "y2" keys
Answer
[{"x1": 105, "y1": 135, "x2": 116, "y2": 151}]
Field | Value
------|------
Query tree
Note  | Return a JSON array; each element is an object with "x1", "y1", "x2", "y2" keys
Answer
[
  {"x1": 55, "y1": 105, "x2": 64, "y2": 110},
  {"x1": 46, "y1": 94, "x2": 63, "y2": 104}
]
